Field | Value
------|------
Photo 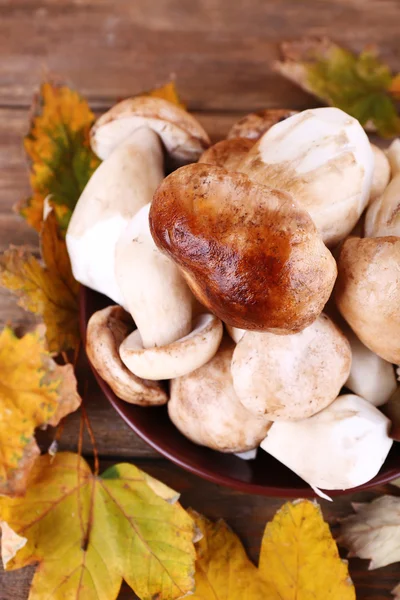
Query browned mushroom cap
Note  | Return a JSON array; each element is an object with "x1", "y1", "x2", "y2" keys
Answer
[
  {"x1": 86, "y1": 305, "x2": 167, "y2": 405},
  {"x1": 227, "y1": 109, "x2": 298, "y2": 140},
  {"x1": 198, "y1": 138, "x2": 254, "y2": 171},
  {"x1": 91, "y1": 96, "x2": 210, "y2": 165},
  {"x1": 150, "y1": 163, "x2": 337, "y2": 333},
  {"x1": 336, "y1": 236, "x2": 400, "y2": 364},
  {"x1": 168, "y1": 338, "x2": 272, "y2": 452}
]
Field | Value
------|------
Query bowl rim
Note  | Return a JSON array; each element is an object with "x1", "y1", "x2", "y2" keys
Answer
[{"x1": 80, "y1": 285, "x2": 400, "y2": 497}]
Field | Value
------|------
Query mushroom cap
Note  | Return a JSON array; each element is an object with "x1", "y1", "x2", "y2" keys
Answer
[
  {"x1": 365, "y1": 174, "x2": 400, "y2": 237},
  {"x1": 150, "y1": 163, "x2": 337, "y2": 333},
  {"x1": 198, "y1": 138, "x2": 254, "y2": 171},
  {"x1": 261, "y1": 394, "x2": 393, "y2": 491},
  {"x1": 227, "y1": 109, "x2": 298, "y2": 141},
  {"x1": 86, "y1": 305, "x2": 167, "y2": 405},
  {"x1": 370, "y1": 144, "x2": 391, "y2": 202},
  {"x1": 231, "y1": 314, "x2": 351, "y2": 420},
  {"x1": 115, "y1": 204, "x2": 193, "y2": 348},
  {"x1": 239, "y1": 107, "x2": 374, "y2": 247},
  {"x1": 91, "y1": 96, "x2": 210, "y2": 163},
  {"x1": 344, "y1": 327, "x2": 396, "y2": 407},
  {"x1": 66, "y1": 127, "x2": 164, "y2": 306},
  {"x1": 168, "y1": 339, "x2": 271, "y2": 452},
  {"x1": 119, "y1": 313, "x2": 223, "y2": 380},
  {"x1": 386, "y1": 138, "x2": 400, "y2": 177},
  {"x1": 336, "y1": 236, "x2": 400, "y2": 363}
]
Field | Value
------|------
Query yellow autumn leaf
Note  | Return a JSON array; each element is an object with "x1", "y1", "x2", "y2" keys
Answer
[
  {"x1": 260, "y1": 499, "x2": 355, "y2": 600},
  {"x1": 18, "y1": 82, "x2": 100, "y2": 232},
  {"x1": 145, "y1": 81, "x2": 185, "y2": 108},
  {"x1": 0, "y1": 210, "x2": 80, "y2": 353},
  {"x1": 0, "y1": 327, "x2": 81, "y2": 496},
  {"x1": 0, "y1": 452, "x2": 197, "y2": 600},
  {"x1": 189, "y1": 510, "x2": 275, "y2": 599}
]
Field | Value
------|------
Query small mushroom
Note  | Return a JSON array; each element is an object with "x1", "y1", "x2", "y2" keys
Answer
[
  {"x1": 227, "y1": 108, "x2": 298, "y2": 140},
  {"x1": 365, "y1": 174, "x2": 400, "y2": 237},
  {"x1": 344, "y1": 327, "x2": 396, "y2": 407},
  {"x1": 261, "y1": 394, "x2": 393, "y2": 490},
  {"x1": 370, "y1": 144, "x2": 391, "y2": 202},
  {"x1": 168, "y1": 339, "x2": 271, "y2": 452},
  {"x1": 67, "y1": 97, "x2": 210, "y2": 305},
  {"x1": 198, "y1": 138, "x2": 254, "y2": 171},
  {"x1": 86, "y1": 305, "x2": 167, "y2": 405},
  {"x1": 336, "y1": 236, "x2": 400, "y2": 363},
  {"x1": 150, "y1": 163, "x2": 337, "y2": 333},
  {"x1": 231, "y1": 314, "x2": 351, "y2": 421},
  {"x1": 238, "y1": 107, "x2": 374, "y2": 247},
  {"x1": 115, "y1": 204, "x2": 223, "y2": 380}
]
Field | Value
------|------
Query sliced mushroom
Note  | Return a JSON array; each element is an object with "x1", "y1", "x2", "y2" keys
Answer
[
  {"x1": 198, "y1": 138, "x2": 254, "y2": 171},
  {"x1": 231, "y1": 314, "x2": 351, "y2": 421},
  {"x1": 370, "y1": 144, "x2": 391, "y2": 202},
  {"x1": 67, "y1": 96, "x2": 210, "y2": 305},
  {"x1": 238, "y1": 107, "x2": 374, "y2": 247},
  {"x1": 336, "y1": 236, "x2": 400, "y2": 363},
  {"x1": 365, "y1": 174, "x2": 400, "y2": 237},
  {"x1": 261, "y1": 394, "x2": 393, "y2": 490},
  {"x1": 168, "y1": 339, "x2": 271, "y2": 452},
  {"x1": 227, "y1": 109, "x2": 298, "y2": 140},
  {"x1": 150, "y1": 163, "x2": 337, "y2": 333},
  {"x1": 120, "y1": 313, "x2": 223, "y2": 380},
  {"x1": 86, "y1": 305, "x2": 167, "y2": 405}
]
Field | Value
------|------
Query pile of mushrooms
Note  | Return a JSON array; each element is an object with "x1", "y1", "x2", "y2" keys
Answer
[{"x1": 67, "y1": 95, "x2": 400, "y2": 495}]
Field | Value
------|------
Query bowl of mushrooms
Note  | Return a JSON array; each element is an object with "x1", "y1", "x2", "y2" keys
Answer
[{"x1": 74, "y1": 95, "x2": 400, "y2": 498}]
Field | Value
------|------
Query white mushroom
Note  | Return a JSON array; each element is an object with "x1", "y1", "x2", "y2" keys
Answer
[
  {"x1": 238, "y1": 107, "x2": 374, "y2": 247},
  {"x1": 231, "y1": 314, "x2": 351, "y2": 421},
  {"x1": 168, "y1": 339, "x2": 271, "y2": 452},
  {"x1": 370, "y1": 144, "x2": 391, "y2": 202},
  {"x1": 86, "y1": 305, "x2": 167, "y2": 405},
  {"x1": 67, "y1": 96, "x2": 210, "y2": 305},
  {"x1": 344, "y1": 327, "x2": 396, "y2": 407},
  {"x1": 261, "y1": 394, "x2": 393, "y2": 490},
  {"x1": 365, "y1": 174, "x2": 400, "y2": 237},
  {"x1": 386, "y1": 138, "x2": 400, "y2": 176}
]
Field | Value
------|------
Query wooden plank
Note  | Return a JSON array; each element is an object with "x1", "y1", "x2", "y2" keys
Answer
[
  {"x1": 0, "y1": 0, "x2": 399, "y2": 110},
  {"x1": 1, "y1": 458, "x2": 399, "y2": 599}
]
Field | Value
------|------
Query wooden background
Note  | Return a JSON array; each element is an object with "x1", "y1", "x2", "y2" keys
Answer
[{"x1": 1, "y1": 1, "x2": 400, "y2": 598}]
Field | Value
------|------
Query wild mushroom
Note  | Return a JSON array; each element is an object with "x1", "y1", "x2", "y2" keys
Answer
[
  {"x1": 227, "y1": 109, "x2": 298, "y2": 140},
  {"x1": 66, "y1": 96, "x2": 210, "y2": 305},
  {"x1": 86, "y1": 305, "x2": 167, "y2": 405},
  {"x1": 168, "y1": 339, "x2": 271, "y2": 452},
  {"x1": 226, "y1": 325, "x2": 246, "y2": 344},
  {"x1": 336, "y1": 236, "x2": 400, "y2": 363},
  {"x1": 386, "y1": 138, "x2": 400, "y2": 176},
  {"x1": 365, "y1": 175, "x2": 400, "y2": 237},
  {"x1": 238, "y1": 107, "x2": 374, "y2": 247},
  {"x1": 115, "y1": 204, "x2": 223, "y2": 380},
  {"x1": 261, "y1": 394, "x2": 393, "y2": 491},
  {"x1": 198, "y1": 138, "x2": 254, "y2": 171},
  {"x1": 231, "y1": 314, "x2": 351, "y2": 421},
  {"x1": 370, "y1": 144, "x2": 391, "y2": 202},
  {"x1": 150, "y1": 163, "x2": 337, "y2": 333}
]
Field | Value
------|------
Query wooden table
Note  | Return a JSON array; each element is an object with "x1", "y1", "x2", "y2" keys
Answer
[{"x1": 1, "y1": 1, "x2": 400, "y2": 598}]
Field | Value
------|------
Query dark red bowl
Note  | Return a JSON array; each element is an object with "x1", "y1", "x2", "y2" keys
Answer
[{"x1": 80, "y1": 286, "x2": 400, "y2": 497}]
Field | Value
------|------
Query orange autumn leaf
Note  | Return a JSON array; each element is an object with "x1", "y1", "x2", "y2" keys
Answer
[
  {"x1": 0, "y1": 210, "x2": 80, "y2": 354},
  {"x1": 18, "y1": 82, "x2": 100, "y2": 232},
  {"x1": 145, "y1": 81, "x2": 185, "y2": 108},
  {"x1": 0, "y1": 452, "x2": 197, "y2": 600},
  {"x1": 389, "y1": 74, "x2": 400, "y2": 100},
  {"x1": 0, "y1": 327, "x2": 81, "y2": 496}
]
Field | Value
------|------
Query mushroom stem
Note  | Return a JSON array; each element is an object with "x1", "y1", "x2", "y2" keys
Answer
[{"x1": 66, "y1": 127, "x2": 164, "y2": 305}]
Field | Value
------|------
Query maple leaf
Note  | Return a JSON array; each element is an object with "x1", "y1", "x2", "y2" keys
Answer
[
  {"x1": 0, "y1": 210, "x2": 80, "y2": 354},
  {"x1": 0, "y1": 452, "x2": 197, "y2": 600},
  {"x1": 260, "y1": 499, "x2": 355, "y2": 600},
  {"x1": 18, "y1": 82, "x2": 101, "y2": 232},
  {"x1": 145, "y1": 81, "x2": 185, "y2": 108},
  {"x1": 0, "y1": 327, "x2": 81, "y2": 496},
  {"x1": 276, "y1": 37, "x2": 400, "y2": 137},
  {"x1": 338, "y1": 495, "x2": 400, "y2": 569}
]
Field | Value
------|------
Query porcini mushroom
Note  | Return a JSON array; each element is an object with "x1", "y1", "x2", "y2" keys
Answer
[
  {"x1": 365, "y1": 174, "x2": 400, "y2": 237},
  {"x1": 231, "y1": 314, "x2": 351, "y2": 421},
  {"x1": 150, "y1": 163, "x2": 337, "y2": 333},
  {"x1": 67, "y1": 96, "x2": 210, "y2": 304},
  {"x1": 168, "y1": 339, "x2": 271, "y2": 452},
  {"x1": 198, "y1": 138, "x2": 254, "y2": 171},
  {"x1": 116, "y1": 204, "x2": 223, "y2": 380},
  {"x1": 238, "y1": 107, "x2": 374, "y2": 246},
  {"x1": 386, "y1": 138, "x2": 400, "y2": 176},
  {"x1": 261, "y1": 394, "x2": 393, "y2": 490},
  {"x1": 370, "y1": 144, "x2": 391, "y2": 202},
  {"x1": 86, "y1": 305, "x2": 167, "y2": 405},
  {"x1": 227, "y1": 109, "x2": 298, "y2": 140},
  {"x1": 336, "y1": 236, "x2": 400, "y2": 363}
]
